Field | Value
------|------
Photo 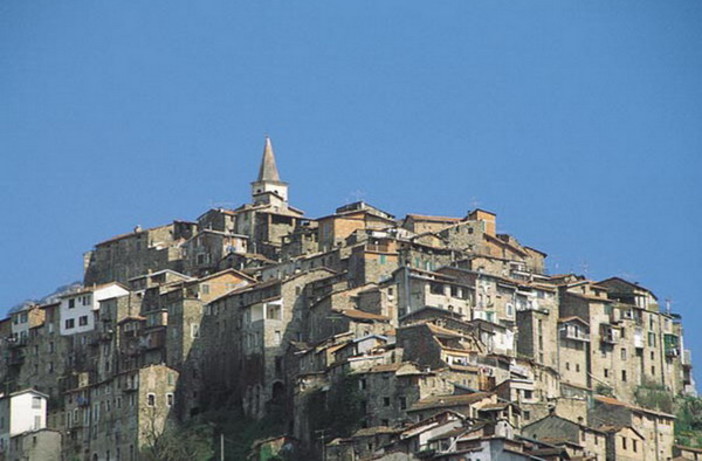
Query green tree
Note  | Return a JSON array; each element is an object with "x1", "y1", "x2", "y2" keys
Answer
[
  {"x1": 675, "y1": 395, "x2": 702, "y2": 447},
  {"x1": 141, "y1": 422, "x2": 214, "y2": 461}
]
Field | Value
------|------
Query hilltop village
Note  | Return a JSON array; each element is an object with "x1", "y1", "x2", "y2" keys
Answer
[{"x1": 1, "y1": 138, "x2": 698, "y2": 461}]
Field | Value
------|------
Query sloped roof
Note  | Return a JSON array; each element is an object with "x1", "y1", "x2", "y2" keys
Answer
[
  {"x1": 409, "y1": 392, "x2": 492, "y2": 412},
  {"x1": 257, "y1": 136, "x2": 282, "y2": 182}
]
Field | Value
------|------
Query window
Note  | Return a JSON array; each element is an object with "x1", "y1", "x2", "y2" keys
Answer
[
  {"x1": 383, "y1": 397, "x2": 390, "y2": 407},
  {"x1": 622, "y1": 436, "x2": 627, "y2": 450},
  {"x1": 166, "y1": 393, "x2": 174, "y2": 407},
  {"x1": 201, "y1": 284, "x2": 210, "y2": 295},
  {"x1": 575, "y1": 363, "x2": 580, "y2": 373},
  {"x1": 34, "y1": 415, "x2": 41, "y2": 430},
  {"x1": 633, "y1": 439, "x2": 638, "y2": 452},
  {"x1": 399, "y1": 397, "x2": 407, "y2": 410},
  {"x1": 565, "y1": 362, "x2": 570, "y2": 371},
  {"x1": 69, "y1": 299, "x2": 75, "y2": 308},
  {"x1": 79, "y1": 316, "x2": 89, "y2": 326},
  {"x1": 32, "y1": 396, "x2": 42, "y2": 409},
  {"x1": 604, "y1": 368, "x2": 609, "y2": 378},
  {"x1": 275, "y1": 330, "x2": 282, "y2": 345},
  {"x1": 379, "y1": 254, "x2": 387, "y2": 264},
  {"x1": 622, "y1": 370, "x2": 627, "y2": 382},
  {"x1": 621, "y1": 348, "x2": 627, "y2": 360},
  {"x1": 147, "y1": 393, "x2": 155, "y2": 407},
  {"x1": 191, "y1": 323, "x2": 200, "y2": 339},
  {"x1": 65, "y1": 319, "x2": 75, "y2": 329},
  {"x1": 266, "y1": 305, "x2": 282, "y2": 320}
]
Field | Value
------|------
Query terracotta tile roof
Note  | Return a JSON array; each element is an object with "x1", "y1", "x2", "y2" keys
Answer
[
  {"x1": 483, "y1": 233, "x2": 528, "y2": 256},
  {"x1": 558, "y1": 316, "x2": 589, "y2": 325},
  {"x1": 406, "y1": 214, "x2": 463, "y2": 223},
  {"x1": 364, "y1": 363, "x2": 405, "y2": 374},
  {"x1": 409, "y1": 392, "x2": 492, "y2": 412},
  {"x1": 117, "y1": 315, "x2": 146, "y2": 324},
  {"x1": 594, "y1": 395, "x2": 675, "y2": 418},
  {"x1": 564, "y1": 291, "x2": 612, "y2": 303},
  {"x1": 426, "y1": 322, "x2": 465, "y2": 338},
  {"x1": 448, "y1": 364, "x2": 480, "y2": 373},
  {"x1": 335, "y1": 309, "x2": 390, "y2": 321},
  {"x1": 352, "y1": 426, "x2": 399, "y2": 437}
]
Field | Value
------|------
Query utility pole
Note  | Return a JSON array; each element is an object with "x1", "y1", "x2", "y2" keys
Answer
[{"x1": 220, "y1": 432, "x2": 224, "y2": 461}]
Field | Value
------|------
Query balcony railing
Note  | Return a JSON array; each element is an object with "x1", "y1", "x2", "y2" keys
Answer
[
  {"x1": 560, "y1": 328, "x2": 590, "y2": 342},
  {"x1": 682, "y1": 349, "x2": 692, "y2": 367},
  {"x1": 600, "y1": 324, "x2": 620, "y2": 344},
  {"x1": 665, "y1": 347, "x2": 681, "y2": 358},
  {"x1": 366, "y1": 243, "x2": 391, "y2": 253}
]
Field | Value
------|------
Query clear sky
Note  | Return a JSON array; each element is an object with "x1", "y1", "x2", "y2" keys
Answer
[{"x1": 1, "y1": 1, "x2": 701, "y2": 386}]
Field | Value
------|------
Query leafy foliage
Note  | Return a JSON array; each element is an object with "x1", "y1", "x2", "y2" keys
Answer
[
  {"x1": 634, "y1": 382, "x2": 674, "y2": 413},
  {"x1": 675, "y1": 395, "x2": 702, "y2": 448},
  {"x1": 141, "y1": 422, "x2": 214, "y2": 461},
  {"x1": 595, "y1": 383, "x2": 614, "y2": 397}
]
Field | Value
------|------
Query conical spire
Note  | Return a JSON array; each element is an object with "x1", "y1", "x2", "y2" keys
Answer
[{"x1": 257, "y1": 136, "x2": 281, "y2": 182}]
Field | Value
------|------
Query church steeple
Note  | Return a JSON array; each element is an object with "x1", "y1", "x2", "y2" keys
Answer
[
  {"x1": 251, "y1": 136, "x2": 289, "y2": 205},
  {"x1": 257, "y1": 136, "x2": 281, "y2": 182}
]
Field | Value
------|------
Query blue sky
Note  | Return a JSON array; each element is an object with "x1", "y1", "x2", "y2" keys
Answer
[{"x1": 1, "y1": 1, "x2": 701, "y2": 386}]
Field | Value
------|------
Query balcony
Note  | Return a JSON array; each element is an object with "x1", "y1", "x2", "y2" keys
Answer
[
  {"x1": 7, "y1": 336, "x2": 27, "y2": 348},
  {"x1": 665, "y1": 347, "x2": 680, "y2": 358},
  {"x1": 8, "y1": 351, "x2": 25, "y2": 366},
  {"x1": 664, "y1": 334, "x2": 680, "y2": 359},
  {"x1": 366, "y1": 243, "x2": 392, "y2": 253},
  {"x1": 634, "y1": 328, "x2": 645, "y2": 349},
  {"x1": 122, "y1": 384, "x2": 138, "y2": 393},
  {"x1": 560, "y1": 326, "x2": 590, "y2": 342},
  {"x1": 600, "y1": 324, "x2": 620, "y2": 344},
  {"x1": 682, "y1": 349, "x2": 692, "y2": 367}
]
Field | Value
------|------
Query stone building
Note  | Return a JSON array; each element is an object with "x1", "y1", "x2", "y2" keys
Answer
[
  {"x1": 588, "y1": 395, "x2": 675, "y2": 461},
  {"x1": 523, "y1": 413, "x2": 607, "y2": 460},
  {"x1": 0, "y1": 137, "x2": 696, "y2": 460},
  {"x1": 83, "y1": 221, "x2": 198, "y2": 286}
]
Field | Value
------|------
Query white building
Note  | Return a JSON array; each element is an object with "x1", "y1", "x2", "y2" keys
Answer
[
  {"x1": 59, "y1": 283, "x2": 129, "y2": 336},
  {"x1": 0, "y1": 389, "x2": 48, "y2": 453}
]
